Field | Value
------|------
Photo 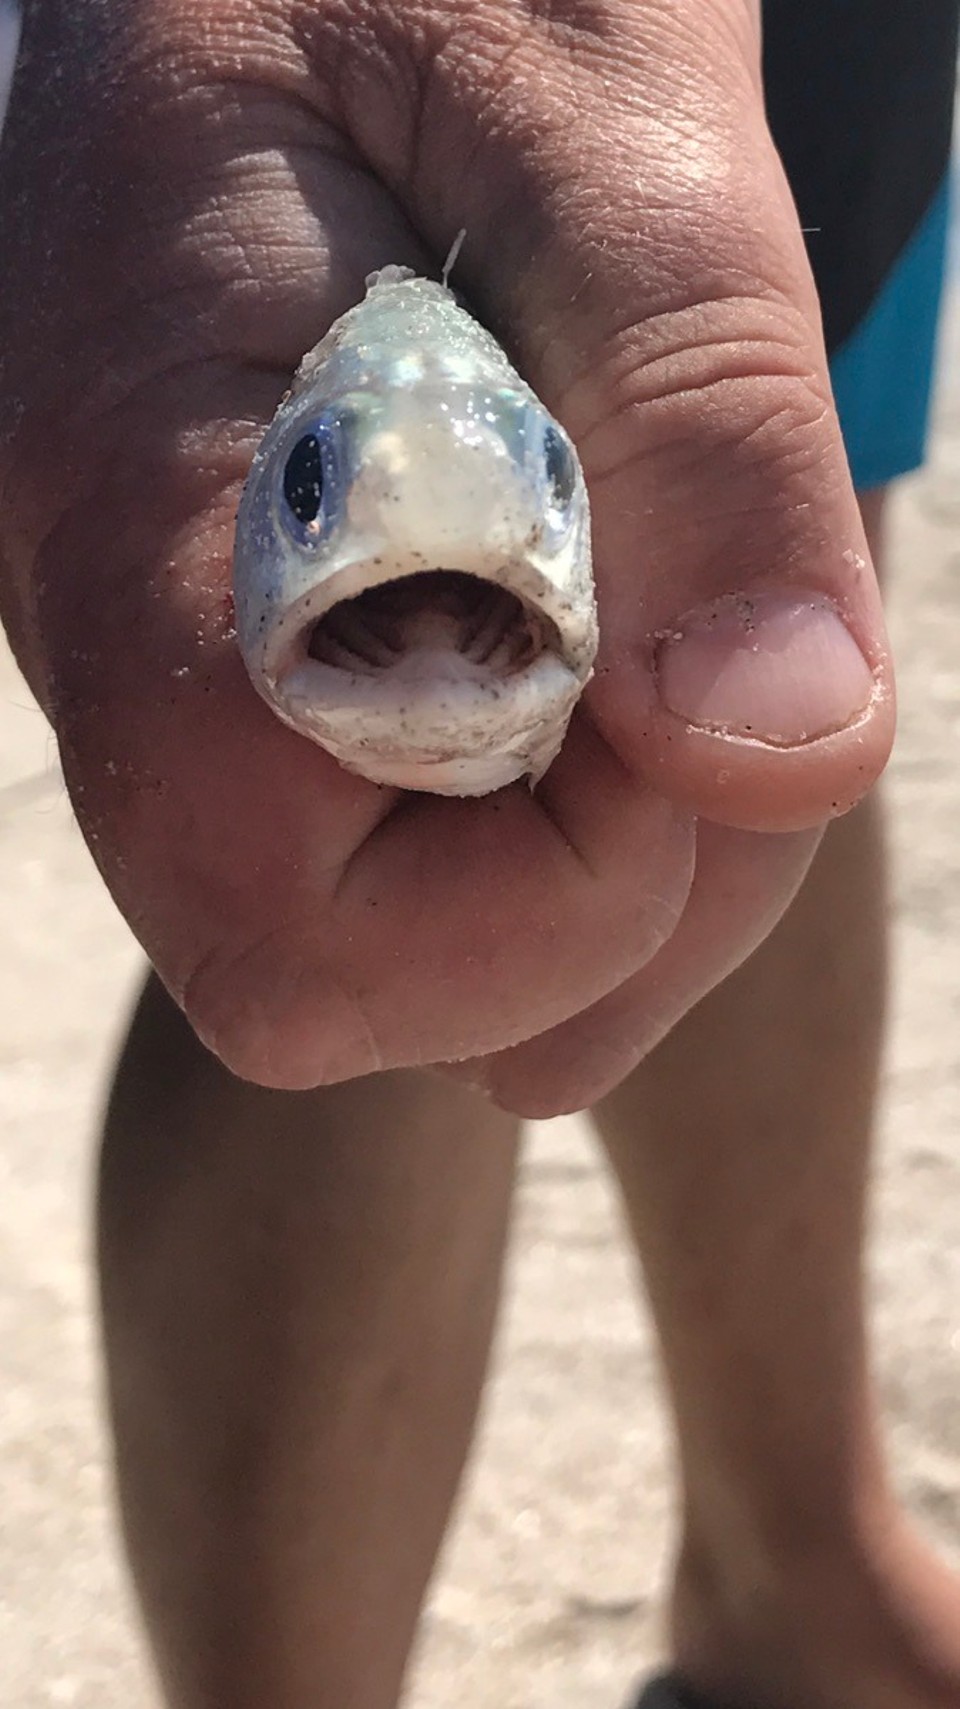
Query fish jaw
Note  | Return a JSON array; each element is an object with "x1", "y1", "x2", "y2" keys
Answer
[
  {"x1": 233, "y1": 275, "x2": 597, "y2": 795},
  {"x1": 271, "y1": 645, "x2": 583, "y2": 795}
]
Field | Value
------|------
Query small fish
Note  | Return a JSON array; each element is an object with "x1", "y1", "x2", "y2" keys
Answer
[{"x1": 233, "y1": 264, "x2": 597, "y2": 795}]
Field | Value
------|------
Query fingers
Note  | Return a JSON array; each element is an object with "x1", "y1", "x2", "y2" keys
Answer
[
  {"x1": 335, "y1": 0, "x2": 894, "y2": 832},
  {"x1": 448, "y1": 820, "x2": 821, "y2": 1118},
  {"x1": 0, "y1": 14, "x2": 695, "y2": 1088},
  {"x1": 174, "y1": 700, "x2": 695, "y2": 1086}
]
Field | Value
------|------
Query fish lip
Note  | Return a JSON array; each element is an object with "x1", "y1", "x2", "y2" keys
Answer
[
  {"x1": 256, "y1": 557, "x2": 598, "y2": 690},
  {"x1": 269, "y1": 644, "x2": 588, "y2": 796}
]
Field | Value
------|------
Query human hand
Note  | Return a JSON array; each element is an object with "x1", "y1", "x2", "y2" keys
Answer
[{"x1": 0, "y1": 0, "x2": 892, "y2": 1113}]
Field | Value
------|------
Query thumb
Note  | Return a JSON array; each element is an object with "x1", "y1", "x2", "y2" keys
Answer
[{"x1": 349, "y1": 0, "x2": 895, "y2": 832}]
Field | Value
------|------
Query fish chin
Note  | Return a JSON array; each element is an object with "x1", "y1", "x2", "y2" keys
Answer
[{"x1": 259, "y1": 568, "x2": 589, "y2": 795}]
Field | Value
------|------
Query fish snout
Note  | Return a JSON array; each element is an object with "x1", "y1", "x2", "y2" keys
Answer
[{"x1": 346, "y1": 408, "x2": 540, "y2": 578}]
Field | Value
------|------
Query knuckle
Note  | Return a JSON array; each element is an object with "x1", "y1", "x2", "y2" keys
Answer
[{"x1": 565, "y1": 292, "x2": 837, "y2": 497}]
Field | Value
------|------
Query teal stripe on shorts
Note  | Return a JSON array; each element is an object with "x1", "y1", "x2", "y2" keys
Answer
[{"x1": 829, "y1": 176, "x2": 952, "y2": 492}]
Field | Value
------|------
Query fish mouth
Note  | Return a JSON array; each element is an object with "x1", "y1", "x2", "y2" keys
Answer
[
  {"x1": 261, "y1": 567, "x2": 591, "y2": 796},
  {"x1": 304, "y1": 570, "x2": 561, "y2": 685}
]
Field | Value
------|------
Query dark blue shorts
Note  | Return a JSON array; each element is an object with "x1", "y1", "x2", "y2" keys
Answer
[{"x1": 764, "y1": 2, "x2": 959, "y2": 490}]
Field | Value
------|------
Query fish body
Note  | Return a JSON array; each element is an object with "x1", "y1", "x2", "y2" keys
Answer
[{"x1": 233, "y1": 266, "x2": 596, "y2": 794}]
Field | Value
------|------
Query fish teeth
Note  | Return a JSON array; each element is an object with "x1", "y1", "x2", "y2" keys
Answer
[
  {"x1": 309, "y1": 602, "x2": 402, "y2": 673},
  {"x1": 460, "y1": 585, "x2": 516, "y2": 666}
]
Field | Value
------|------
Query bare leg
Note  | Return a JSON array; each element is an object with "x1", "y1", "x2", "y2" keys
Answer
[
  {"x1": 594, "y1": 492, "x2": 960, "y2": 1708},
  {"x1": 98, "y1": 973, "x2": 520, "y2": 1709}
]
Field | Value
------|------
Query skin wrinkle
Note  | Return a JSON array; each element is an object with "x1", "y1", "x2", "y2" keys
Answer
[
  {"x1": 4, "y1": 20, "x2": 383, "y2": 463},
  {"x1": 304, "y1": 969, "x2": 387, "y2": 1082},
  {"x1": 336, "y1": 777, "x2": 591, "y2": 911},
  {"x1": 326, "y1": 788, "x2": 696, "y2": 1063},
  {"x1": 569, "y1": 389, "x2": 837, "y2": 618},
  {"x1": 58, "y1": 131, "x2": 350, "y2": 336},
  {"x1": 308, "y1": 0, "x2": 779, "y2": 371},
  {"x1": 186, "y1": 872, "x2": 653, "y2": 1086},
  {"x1": 473, "y1": 189, "x2": 818, "y2": 432},
  {"x1": 582, "y1": 397, "x2": 836, "y2": 532},
  {"x1": 477, "y1": 819, "x2": 818, "y2": 1114},
  {"x1": 65, "y1": 0, "x2": 314, "y2": 111},
  {"x1": 723, "y1": 401, "x2": 834, "y2": 471},
  {"x1": 442, "y1": 15, "x2": 750, "y2": 193},
  {"x1": 586, "y1": 464, "x2": 834, "y2": 564},
  {"x1": 521, "y1": 197, "x2": 829, "y2": 391},
  {"x1": 181, "y1": 938, "x2": 382, "y2": 1086},
  {"x1": 526, "y1": 782, "x2": 599, "y2": 880},
  {"x1": 380, "y1": 0, "x2": 755, "y2": 115},
  {"x1": 570, "y1": 356, "x2": 832, "y2": 482},
  {"x1": 580, "y1": 296, "x2": 829, "y2": 393},
  {"x1": 1, "y1": 2, "x2": 808, "y2": 547},
  {"x1": 31, "y1": 389, "x2": 255, "y2": 595},
  {"x1": 1, "y1": 151, "x2": 419, "y2": 579}
]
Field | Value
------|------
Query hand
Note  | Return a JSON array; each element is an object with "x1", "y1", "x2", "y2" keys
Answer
[{"x1": 0, "y1": 0, "x2": 892, "y2": 1113}]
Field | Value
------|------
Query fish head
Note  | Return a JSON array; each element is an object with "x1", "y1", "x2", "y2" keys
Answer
[{"x1": 233, "y1": 285, "x2": 597, "y2": 794}]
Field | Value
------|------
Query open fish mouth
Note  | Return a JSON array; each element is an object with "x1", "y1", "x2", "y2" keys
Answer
[
  {"x1": 306, "y1": 570, "x2": 560, "y2": 684},
  {"x1": 266, "y1": 564, "x2": 586, "y2": 796}
]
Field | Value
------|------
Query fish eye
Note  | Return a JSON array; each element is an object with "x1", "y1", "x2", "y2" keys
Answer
[
  {"x1": 283, "y1": 433, "x2": 324, "y2": 525},
  {"x1": 542, "y1": 423, "x2": 577, "y2": 510}
]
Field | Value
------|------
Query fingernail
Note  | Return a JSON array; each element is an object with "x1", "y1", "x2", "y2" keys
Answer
[{"x1": 655, "y1": 590, "x2": 876, "y2": 746}]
